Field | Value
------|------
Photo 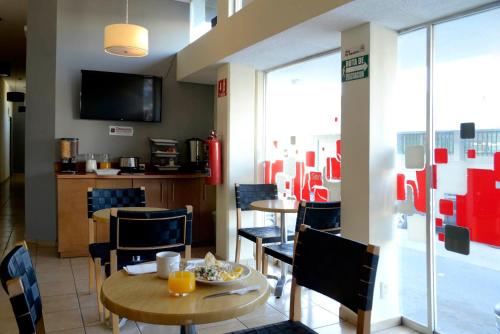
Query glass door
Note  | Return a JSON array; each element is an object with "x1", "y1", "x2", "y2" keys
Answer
[{"x1": 432, "y1": 8, "x2": 500, "y2": 334}]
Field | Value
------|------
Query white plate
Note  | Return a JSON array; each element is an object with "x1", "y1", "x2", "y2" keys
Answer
[{"x1": 187, "y1": 260, "x2": 251, "y2": 286}]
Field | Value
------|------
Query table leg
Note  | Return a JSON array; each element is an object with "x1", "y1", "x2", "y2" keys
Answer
[
  {"x1": 274, "y1": 212, "x2": 288, "y2": 298},
  {"x1": 181, "y1": 324, "x2": 198, "y2": 334}
]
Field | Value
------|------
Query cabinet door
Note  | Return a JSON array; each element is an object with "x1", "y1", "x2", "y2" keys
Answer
[
  {"x1": 199, "y1": 183, "x2": 216, "y2": 246},
  {"x1": 132, "y1": 179, "x2": 164, "y2": 208},
  {"x1": 57, "y1": 178, "x2": 95, "y2": 257},
  {"x1": 167, "y1": 179, "x2": 201, "y2": 244},
  {"x1": 94, "y1": 179, "x2": 133, "y2": 242}
]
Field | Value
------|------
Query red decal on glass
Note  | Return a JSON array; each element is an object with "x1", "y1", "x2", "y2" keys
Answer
[
  {"x1": 456, "y1": 168, "x2": 500, "y2": 247},
  {"x1": 397, "y1": 174, "x2": 406, "y2": 200},
  {"x1": 264, "y1": 161, "x2": 271, "y2": 184},
  {"x1": 438, "y1": 233, "x2": 445, "y2": 242},
  {"x1": 467, "y1": 149, "x2": 476, "y2": 159},
  {"x1": 271, "y1": 160, "x2": 283, "y2": 184},
  {"x1": 432, "y1": 164, "x2": 437, "y2": 189},
  {"x1": 305, "y1": 151, "x2": 315, "y2": 167},
  {"x1": 439, "y1": 199, "x2": 454, "y2": 216},
  {"x1": 436, "y1": 218, "x2": 443, "y2": 227},
  {"x1": 314, "y1": 187, "x2": 329, "y2": 202},
  {"x1": 435, "y1": 148, "x2": 448, "y2": 164},
  {"x1": 495, "y1": 152, "x2": 500, "y2": 181}
]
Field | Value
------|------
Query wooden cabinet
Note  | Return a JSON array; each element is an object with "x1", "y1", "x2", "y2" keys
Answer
[
  {"x1": 57, "y1": 178, "x2": 95, "y2": 257},
  {"x1": 132, "y1": 179, "x2": 163, "y2": 208},
  {"x1": 56, "y1": 174, "x2": 215, "y2": 257}
]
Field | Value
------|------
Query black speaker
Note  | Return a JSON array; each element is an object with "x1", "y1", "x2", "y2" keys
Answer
[{"x1": 7, "y1": 92, "x2": 25, "y2": 102}]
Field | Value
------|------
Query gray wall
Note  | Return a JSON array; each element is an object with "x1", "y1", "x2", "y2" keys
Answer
[
  {"x1": 26, "y1": 0, "x2": 214, "y2": 243},
  {"x1": 12, "y1": 102, "x2": 25, "y2": 173},
  {"x1": 25, "y1": 0, "x2": 58, "y2": 242},
  {"x1": 55, "y1": 0, "x2": 214, "y2": 163}
]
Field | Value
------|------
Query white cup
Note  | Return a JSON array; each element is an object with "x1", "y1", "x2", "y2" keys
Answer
[{"x1": 156, "y1": 251, "x2": 180, "y2": 279}]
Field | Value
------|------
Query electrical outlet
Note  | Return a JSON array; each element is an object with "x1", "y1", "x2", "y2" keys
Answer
[{"x1": 380, "y1": 282, "x2": 388, "y2": 299}]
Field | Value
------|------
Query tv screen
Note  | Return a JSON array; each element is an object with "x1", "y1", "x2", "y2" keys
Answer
[{"x1": 80, "y1": 70, "x2": 162, "y2": 122}]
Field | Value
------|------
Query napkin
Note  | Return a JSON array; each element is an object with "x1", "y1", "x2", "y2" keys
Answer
[{"x1": 124, "y1": 262, "x2": 157, "y2": 275}]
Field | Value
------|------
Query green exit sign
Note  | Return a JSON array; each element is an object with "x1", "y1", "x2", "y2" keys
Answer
[{"x1": 342, "y1": 55, "x2": 369, "y2": 82}]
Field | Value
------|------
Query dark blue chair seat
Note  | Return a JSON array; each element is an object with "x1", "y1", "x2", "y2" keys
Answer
[
  {"x1": 88, "y1": 243, "x2": 110, "y2": 262},
  {"x1": 227, "y1": 321, "x2": 317, "y2": 334},
  {"x1": 238, "y1": 226, "x2": 295, "y2": 244},
  {"x1": 263, "y1": 242, "x2": 294, "y2": 265}
]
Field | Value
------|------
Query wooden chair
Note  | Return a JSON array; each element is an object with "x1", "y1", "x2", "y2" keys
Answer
[
  {"x1": 234, "y1": 183, "x2": 294, "y2": 271},
  {"x1": 227, "y1": 225, "x2": 380, "y2": 334},
  {"x1": 0, "y1": 241, "x2": 45, "y2": 334},
  {"x1": 108, "y1": 206, "x2": 193, "y2": 333},
  {"x1": 262, "y1": 200, "x2": 340, "y2": 275},
  {"x1": 87, "y1": 187, "x2": 146, "y2": 318}
]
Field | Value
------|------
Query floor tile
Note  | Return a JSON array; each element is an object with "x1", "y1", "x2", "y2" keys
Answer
[
  {"x1": 43, "y1": 294, "x2": 80, "y2": 313},
  {"x1": 198, "y1": 320, "x2": 247, "y2": 334},
  {"x1": 81, "y1": 306, "x2": 102, "y2": 326},
  {"x1": 47, "y1": 328, "x2": 86, "y2": 334},
  {"x1": 299, "y1": 305, "x2": 341, "y2": 329},
  {"x1": 237, "y1": 304, "x2": 287, "y2": 328},
  {"x1": 39, "y1": 280, "x2": 76, "y2": 297},
  {"x1": 376, "y1": 326, "x2": 418, "y2": 334},
  {"x1": 43, "y1": 308, "x2": 83, "y2": 332},
  {"x1": 78, "y1": 292, "x2": 99, "y2": 309},
  {"x1": 314, "y1": 322, "x2": 356, "y2": 334},
  {"x1": 136, "y1": 322, "x2": 180, "y2": 334},
  {"x1": 86, "y1": 321, "x2": 140, "y2": 334}
]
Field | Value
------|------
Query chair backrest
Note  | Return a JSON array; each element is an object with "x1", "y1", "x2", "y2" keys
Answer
[
  {"x1": 0, "y1": 243, "x2": 43, "y2": 334},
  {"x1": 235, "y1": 183, "x2": 278, "y2": 211},
  {"x1": 294, "y1": 200, "x2": 341, "y2": 233},
  {"x1": 87, "y1": 187, "x2": 146, "y2": 218},
  {"x1": 292, "y1": 225, "x2": 379, "y2": 334},
  {"x1": 109, "y1": 207, "x2": 193, "y2": 261}
]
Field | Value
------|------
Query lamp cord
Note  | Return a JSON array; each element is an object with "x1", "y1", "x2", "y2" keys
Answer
[{"x1": 125, "y1": 0, "x2": 129, "y2": 23}]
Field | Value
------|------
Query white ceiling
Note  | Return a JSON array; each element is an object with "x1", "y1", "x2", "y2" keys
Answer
[{"x1": 203, "y1": 0, "x2": 497, "y2": 81}]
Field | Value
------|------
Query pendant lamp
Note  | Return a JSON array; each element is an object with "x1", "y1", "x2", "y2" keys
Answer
[
  {"x1": 104, "y1": 0, "x2": 148, "y2": 57},
  {"x1": 7, "y1": 76, "x2": 25, "y2": 102}
]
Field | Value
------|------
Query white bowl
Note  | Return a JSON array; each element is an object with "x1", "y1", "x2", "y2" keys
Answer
[{"x1": 95, "y1": 168, "x2": 121, "y2": 176}]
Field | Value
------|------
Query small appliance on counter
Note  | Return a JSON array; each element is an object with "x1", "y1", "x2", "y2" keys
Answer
[
  {"x1": 149, "y1": 138, "x2": 181, "y2": 171},
  {"x1": 184, "y1": 138, "x2": 207, "y2": 172},
  {"x1": 119, "y1": 157, "x2": 140, "y2": 173},
  {"x1": 59, "y1": 138, "x2": 79, "y2": 173}
]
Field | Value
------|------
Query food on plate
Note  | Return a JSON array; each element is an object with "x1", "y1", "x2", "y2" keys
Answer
[{"x1": 193, "y1": 252, "x2": 244, "y2": 282}]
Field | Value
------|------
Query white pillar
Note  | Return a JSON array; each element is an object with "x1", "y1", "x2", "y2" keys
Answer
[
  {"x1": 215, "y1": 63, "x2": 256, "y2": 260},
  {"x1": 341, "y1": 23, "x2": 400, "y2": 329}
]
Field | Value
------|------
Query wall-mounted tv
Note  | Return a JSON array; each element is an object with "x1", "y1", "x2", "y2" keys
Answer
[{"x1": 80, "y1": 70, "x2": 162, "y2": 122}]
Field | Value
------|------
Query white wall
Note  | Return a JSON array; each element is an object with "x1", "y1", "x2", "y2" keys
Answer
[
  {"x1": 0, "y1": 78, "x2": 11, "y2": 182},
  {"x1": 341, "y1": 23, "x2": 400, "y2": 329},
  {"x1": 177, "y1": 0, "x2": 352, "y2": 82},
  {"x1": 55, "y1": 0, "x2": 213, "y2": 163},
  {"x1": 215, "y1": 63, "x2": 256, "y2": 260}
]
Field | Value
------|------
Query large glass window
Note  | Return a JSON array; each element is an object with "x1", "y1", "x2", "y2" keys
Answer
[
  {"x1": 395, "y1": 28, "x2": 428, "y2": 326},
  {"x1": 263, "y1": 53, "x2": 341, "y2": 203},
  {"x1": 395, "y1": 7, "x2": 500, "y2": 334},
  {"x1": 433, "y1": 8, "x2": 500, "y2": 334}
]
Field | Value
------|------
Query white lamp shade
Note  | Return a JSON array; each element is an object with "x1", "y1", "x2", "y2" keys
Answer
[{"x1": 104, "y1": 24, "x2": 148, "y2": 57}]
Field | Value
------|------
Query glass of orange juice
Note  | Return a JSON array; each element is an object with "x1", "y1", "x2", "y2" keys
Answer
[{"x1": 168, "y1": 270, "x2": 195, "y2": 297}]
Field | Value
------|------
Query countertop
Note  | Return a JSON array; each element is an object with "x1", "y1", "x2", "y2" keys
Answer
[{"x1": 56, "y1": 172, "x2": 208, "y2": 179}]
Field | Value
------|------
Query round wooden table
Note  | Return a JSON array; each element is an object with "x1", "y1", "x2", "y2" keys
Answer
[
  {"x1": 92, "y1": 207, "x2": 167, "y2": 224},
  {"x1": 250, "y1": 199, "x2": 299, "y2": 297},
  {"x1": 100, "y1": 266, "x2": 270, "y2": 334}
]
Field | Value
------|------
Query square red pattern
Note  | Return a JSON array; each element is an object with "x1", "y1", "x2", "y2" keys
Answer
[
  {"x1": 435, "y1": 148, "x2": 448, "y2": 164},
  {"x1": 467, "y1": 149, "x2": 476, "y2": 159},
  {"x1": 439, "y1": 199, "x2": 454, "y2": 216}
]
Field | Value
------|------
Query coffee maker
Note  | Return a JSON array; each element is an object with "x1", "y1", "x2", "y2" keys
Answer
[
  {"x1": 185, "y1": 138, "x2": 207, "y2": 172},
  {"x1": 59, "y1": 138, "x2": 79, "y2": 173}
]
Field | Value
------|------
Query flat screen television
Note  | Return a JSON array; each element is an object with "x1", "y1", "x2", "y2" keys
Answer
[{"x1": 80, "y1": 70, "x2": 162, "y2": 122}]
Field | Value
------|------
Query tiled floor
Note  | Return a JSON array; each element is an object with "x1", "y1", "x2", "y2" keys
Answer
[{"x1": 0, "y1": 175, "x2": 419, "y2": 334}]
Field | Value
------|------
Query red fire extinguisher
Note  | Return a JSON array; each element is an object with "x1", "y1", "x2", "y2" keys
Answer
[{"x1": 206, "y1": 130, "x2": 222, "y2": 185}]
